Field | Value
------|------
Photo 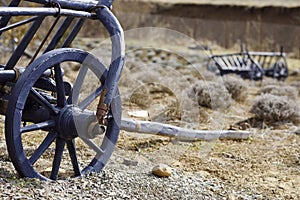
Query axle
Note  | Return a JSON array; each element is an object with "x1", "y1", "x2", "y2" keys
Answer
[
  {"x1": 58, "y1": 105, "x2": 105, "y2": 140},
  {"x1": 0, "y1": 69, "x2": 16, "y2": 83}
]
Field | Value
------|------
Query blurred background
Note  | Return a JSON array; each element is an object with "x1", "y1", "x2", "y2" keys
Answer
[{"x1": 109, "y1": 0, "x2": 300, "y2": 57}]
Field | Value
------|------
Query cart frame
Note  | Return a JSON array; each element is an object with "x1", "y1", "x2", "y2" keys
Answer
[
  {"x1": 0, "y1": 0, "x2": 125, "y2": 180},
  {"x1": 207, "y1": 46, "x2": 288, "y2": 80}
]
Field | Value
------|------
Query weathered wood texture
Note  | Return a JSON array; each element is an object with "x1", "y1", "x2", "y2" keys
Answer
[{"x1": 121, "y1": 118, "x2": 250, "y2": 140}]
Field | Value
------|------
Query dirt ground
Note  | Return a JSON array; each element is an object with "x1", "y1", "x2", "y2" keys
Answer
[
  {"x1": 117, "y1": 128, "x2": 300, "y2": 198},
  {"x1": 110, "y1": 33, "x2": 300, "y2": 199}
]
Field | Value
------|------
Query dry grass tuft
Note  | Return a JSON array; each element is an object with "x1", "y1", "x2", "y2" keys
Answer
[
  {"x1": 289, "y1": 81, "x2": 300, "y2": 95},
  {"x1": 250, "y1": 93, "x2": 300, "y2": 124},
  {"x1": 259, "y1": 85, "x2": 298, "y2": 100},
  {"x1": 223, "y1": 75, "x2": 248, "y2": 102},
  {"x1": 189, "y1": 80, "x2": 232, "y2": 110}
]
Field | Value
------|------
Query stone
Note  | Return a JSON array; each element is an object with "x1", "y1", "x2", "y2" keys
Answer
[
  {"x1": 127, "y1": 110, "x2": 149, "y2": 120},
  {"x1": 123, "y1": 159, "x2": 138, "y2": 166},
  {"x1": 289, "y1": 69, "x2": 299, "y2": 76},
  {"x1": 152, "y1": 56, "x2": 163, "y2": 64},
  {"x1": 152, "y1": 164, "x2": 172, "y2": 177}
]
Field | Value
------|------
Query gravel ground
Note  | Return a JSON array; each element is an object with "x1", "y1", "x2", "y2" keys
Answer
[{"x1": 0, "y1": 146, "x2": 263, "y2": 200}]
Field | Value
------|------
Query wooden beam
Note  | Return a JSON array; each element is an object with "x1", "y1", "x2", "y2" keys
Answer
[{"x1": 121, "y1": 118, "x2": 250, "y2": 141}]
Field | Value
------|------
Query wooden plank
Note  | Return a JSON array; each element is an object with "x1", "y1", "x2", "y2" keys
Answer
[
  {"x1": 233, "y1": 55, "x2": 241, "y2": 67},
  {"x1": 215, "y1": 57, "x2": 227, "y2": 69},
  {"x1": 221, "y1": 57, "x2": 232, "y2": 69},
  {"x1": 227, "y1": 56, "x2": 236, "y2": 67}
]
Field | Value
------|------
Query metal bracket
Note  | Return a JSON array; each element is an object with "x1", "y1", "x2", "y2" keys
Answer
[
  {"x1": 49, "y1": 0, "x2": 61, "y2": 17},
  {"x1": 97, "y1": 0, "x2": 114, "y2": 9},
  {"x1": 96, "y1": 88, "x2": 109, "y2": 125}
]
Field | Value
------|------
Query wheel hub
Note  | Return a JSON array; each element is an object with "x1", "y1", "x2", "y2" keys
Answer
[{"x1": 57, "y1": 105, "x2": 104, "y2": 140}]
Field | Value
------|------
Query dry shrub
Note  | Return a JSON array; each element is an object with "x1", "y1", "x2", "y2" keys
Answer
[
  {"x1": 199, "y1": 70, "x2": 218, "y2": 81},
  {"x1": 119, "y1": 68, "x2": 140, "y2": 88},
  {"x1": 181, "y1": 74, "x2": 197, "y2": 84},
  {"x1": 223, "y1": 75, "x2": 248, "y2": 102},
  {"x1": 250, "y1": 94, "x2": 300, "y2": 123},
  {"x1": 289, "y1": 81, "x2": 300, "y2": 95},
  {"x1": 259, "y1": 85, "x2": 298, "y2": 100},
  {"x1": 129, "y1": 85, "x2": 152, "y2": 108},
  {"x1": 259, "y1": 77, "x2": 285, "y2": 87},
  {"x1": 180, "y1": 90, "x2": 208, "y2": 126},
  {"x1": 124, "y1": 59, "x2": 143, "y2": 73},
  {"x1": 136, "y1": 70, "x2": 162, "y2": 83},
  {"x1": 174, "y1": 75, "x2": 194, "y2": 91},
  {"x1": 189, "y1": 80, "x2": 232, "y2": 110}
]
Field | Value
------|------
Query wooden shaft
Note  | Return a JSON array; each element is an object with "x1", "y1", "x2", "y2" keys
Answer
[{"x1": 121, "y1": 118, "x2": 250, "y2": 141}]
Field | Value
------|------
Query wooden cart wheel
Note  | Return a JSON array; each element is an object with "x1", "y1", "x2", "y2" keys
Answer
[
  {"x1": 248, "y1": 63, "x2": 264, "y2": 80},
  {"x1": 5, "y1": 48, "x2": 121, "y2": 180},
  {"x1": 273, "y1": 60, "x2": 288, "y2": 80},
  {"x1": 206, "y1": 57, "x2": 221, "y2": 75}
]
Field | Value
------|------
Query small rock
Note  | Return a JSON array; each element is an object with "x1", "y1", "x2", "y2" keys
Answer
[
  {"x1": 227, "y1": 193, "x2": 236, "y2": 200},
  {"x1": 289, "y1": 69, "x2": 299, "y2": 76},
  {"x1": 147, "y1": 50, "x2": 156, "y2": 57},
  {"x1": 152, "y1": 57, "x2": 162, "y2": 64},
  {"x1": 152, "y1": 164, "x2": 172, "y2": 177},
  {"x1": 123, "y1": 159, "x2": 138, "y2": 166},
  {"x1": 127, "y1": 110, "x2": 149, "y2": 119},
  {"x1": 171, "y1": 160, "x2": 182, "y2": 167},
  {"x1": 197, "y1": 170, "x2": 211, "y2": 177},
  {"x1": 240, "y1": 122, "x2": 250, "y2": 130}
]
